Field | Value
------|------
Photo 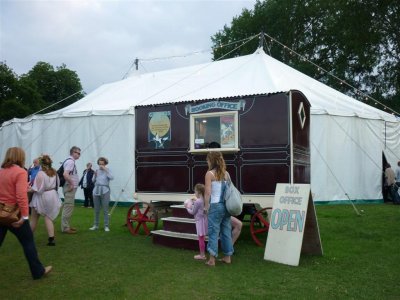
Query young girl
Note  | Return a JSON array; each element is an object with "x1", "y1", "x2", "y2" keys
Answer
[{"x1": 185, "y1": 183, "x2": 208, "y2": 260}]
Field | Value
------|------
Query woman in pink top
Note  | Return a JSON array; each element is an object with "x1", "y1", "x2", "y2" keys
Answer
[{"x1": 0, "y1": 147, "x2": 52, "y2": 279}]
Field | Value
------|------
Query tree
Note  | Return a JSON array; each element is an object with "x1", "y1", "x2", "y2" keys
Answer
[
  {"x1": 0, "y1": 62, "x2": 37, "y2": 123},
  {"x1": 211, "y1": 0, "x2": 400, "y2": 114},
  {"x1": 0, "y1": 61, "x2": 84, "y2": 124},
  {"x1": 0, "y1": 62, "x2": 18, "y2": 103},
  {"x1": 25, "y1": 62, "x2": 84, "y2": 111}
]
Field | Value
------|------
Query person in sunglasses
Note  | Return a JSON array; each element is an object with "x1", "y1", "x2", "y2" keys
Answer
[{"x1": 60, "y1": 146, "x2": 81, "y2": 234}]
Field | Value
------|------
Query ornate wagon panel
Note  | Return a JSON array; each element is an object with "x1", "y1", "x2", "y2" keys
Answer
[{"x1": 135, "y1": 91, "x2": 310, "y2": 199}]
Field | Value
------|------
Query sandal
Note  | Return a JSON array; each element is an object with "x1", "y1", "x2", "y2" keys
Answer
[{"x1": 194, "y1": 254, "x2": 206, "y2": 260}]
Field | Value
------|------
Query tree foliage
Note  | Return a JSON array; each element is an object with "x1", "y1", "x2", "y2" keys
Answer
[
  {"x1": 0, "y1": 61, "x2": 84, "y2": 124},
  {"x1": 211, "y1": 0, "x2": 400, "y2": 114}
]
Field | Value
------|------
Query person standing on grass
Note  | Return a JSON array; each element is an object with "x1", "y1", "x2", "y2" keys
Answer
[
  {"x1": 184, "y1": 183, "x2": 208, "y2": 260},
  {"x1": 231, "y1": 216, "x2": 242, "y2": 245},
  {"x1": 27, "y1": 158, "x2": 41, "y2": 205},
  {"x1": 204, "y1": 151, "x2": 234, "y2": 267},
  {"x1": 79, "y1": 162, "x2": 95, "y2": 208},
  {"x1": 90, "y1": 157, "x2": 113, "y2": 232},
  {"x1": 396, "y1": 161, "x2": 400, "y2": 188},
  {"x1": 28, "y1": 158, "x2": 40, "y2": 186},
  {"x1": 0, "y1": 147, "x2": 52, "y2": 279},
  {"x1": 29, "y1": 154, "x2": 62, "y2": 246},
  {"x1": 61, "y1": 146, "x2": 80, "y2": 234},
  {"x1": 383, "y1": 163, "x2": 396, "y2": 203}
]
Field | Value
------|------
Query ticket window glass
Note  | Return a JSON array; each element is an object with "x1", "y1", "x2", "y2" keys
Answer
[{"x1": 190, "y1": 111, "x2": 239, "y2": 153}]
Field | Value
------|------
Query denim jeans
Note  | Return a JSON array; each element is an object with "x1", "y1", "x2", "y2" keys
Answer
[
  {"x1": 93, "y1": 191, "x2": 110, "y2": 227},
  {"x1": 0, "y1": 220, "x2": 45, "y2": 279},
  {"x1": 207, "y1": 202, "x2": 233, "y2": 257}
]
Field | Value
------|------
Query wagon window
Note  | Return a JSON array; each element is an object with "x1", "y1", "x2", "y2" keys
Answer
[{"x1": 190, "y1": 111, "x2": 239, "y2": 153}]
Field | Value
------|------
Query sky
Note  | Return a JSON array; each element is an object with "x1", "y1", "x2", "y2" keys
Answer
[{"x1": 0, "y1": 0, "x2": 256, "y2": 94}]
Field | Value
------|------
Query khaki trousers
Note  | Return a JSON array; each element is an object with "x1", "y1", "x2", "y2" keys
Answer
[{"x1": 61, "y1": 183, "x2": 77, "y2": 231}]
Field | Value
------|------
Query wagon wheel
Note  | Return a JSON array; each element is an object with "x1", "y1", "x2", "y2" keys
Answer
[
  {"x1": 126, "y1": 202, "x2": 158, "y2": 236},
  {"x1": 250, "y1": 207, "x2": 272, "y2": 247}
]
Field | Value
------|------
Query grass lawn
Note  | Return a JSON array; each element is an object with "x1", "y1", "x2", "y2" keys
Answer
[{"x1": 0, "y1": 203, "x2": 399, "y2": 299}]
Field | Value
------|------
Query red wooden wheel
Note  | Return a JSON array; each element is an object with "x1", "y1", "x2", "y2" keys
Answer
[
  {"x1": 126, "y1": 202, "x2": 158, "y2": 236},
  {"x1": 250, "y1": 207, "x2": 272, "y2": 247}
]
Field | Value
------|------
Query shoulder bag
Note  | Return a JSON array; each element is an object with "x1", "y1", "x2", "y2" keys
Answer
[
  {"x1": 223, "y1": 173, "x2": 243, "y2": 216},
  {"x1": 0, "y1": 202, "x2": 20, "y2": 226}
]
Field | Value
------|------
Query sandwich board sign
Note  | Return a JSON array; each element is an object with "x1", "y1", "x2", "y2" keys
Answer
[{"x1": 264, "y1": 183, "x2": 323, "y2": 266}]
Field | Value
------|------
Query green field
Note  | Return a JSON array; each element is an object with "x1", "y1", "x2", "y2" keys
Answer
[{"x1": 0, "y1": 204, "x2": 399, "y2": 299}]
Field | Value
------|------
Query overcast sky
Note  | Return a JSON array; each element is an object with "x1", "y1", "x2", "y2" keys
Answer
[{"x1": 1, "y1": 0, "x2": 256, "y2": 94}]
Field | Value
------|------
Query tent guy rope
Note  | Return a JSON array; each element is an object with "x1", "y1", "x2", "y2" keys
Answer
[
  {"x1": 132, "y1": 34, "x2": 259, "y2": 108},
  {"x1": 262, "y1": 32, "x2": 399, "y2": 116}
]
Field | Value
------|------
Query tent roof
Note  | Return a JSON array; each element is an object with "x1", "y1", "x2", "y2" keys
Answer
[{"x1": 31, "y1": 48, "x2": 400, "y2": 122}]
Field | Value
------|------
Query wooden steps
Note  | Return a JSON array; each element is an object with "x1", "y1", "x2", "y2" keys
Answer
[
  {"x1": 152, "y1": 204, "x2": 206, "y2": 251},
  {"x1": 162, "y1": 217, "x2": 197, "y2": 234},
  {"x1": 170, "y1": 204, "x2": 193, "y2": 218}
]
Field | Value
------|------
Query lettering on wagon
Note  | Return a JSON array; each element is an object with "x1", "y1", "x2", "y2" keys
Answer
[{"x1": 185, "y1": 100, "x2": 246, "y2": 114}]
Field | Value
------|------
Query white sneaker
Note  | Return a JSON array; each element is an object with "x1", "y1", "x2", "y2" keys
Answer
[
  {"x1": 104, "y1": 227, "x2": 110, "y2": 232},
  {"x1": 89, "y1": 226, "x2": 98, "y2": 231}
]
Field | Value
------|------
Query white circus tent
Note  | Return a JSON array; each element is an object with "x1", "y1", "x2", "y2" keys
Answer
[{"x1": 1, "y1": 48, "x2": 399, "y2": 203}]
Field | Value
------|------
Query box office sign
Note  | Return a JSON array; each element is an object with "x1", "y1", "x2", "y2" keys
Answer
[{"x1": 264, "y1": 184, "x2": 323, "y2": 266}]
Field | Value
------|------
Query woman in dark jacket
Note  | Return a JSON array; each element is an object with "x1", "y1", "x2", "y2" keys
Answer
[{"x1": 79, "y1": 162, "x2": 95, "y2": 208}]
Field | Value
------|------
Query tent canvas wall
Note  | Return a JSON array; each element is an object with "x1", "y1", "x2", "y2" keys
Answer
[{"x1": 1, "y1": 48, "x2": 399, "y2": 203}]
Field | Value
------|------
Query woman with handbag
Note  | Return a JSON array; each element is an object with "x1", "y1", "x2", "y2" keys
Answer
[
  {"x1": 0, "y1": 147, "x2": 52, "y2": 279},
  {"x1": 204, "y1": 151, "x2": 234, "y2": 266}
]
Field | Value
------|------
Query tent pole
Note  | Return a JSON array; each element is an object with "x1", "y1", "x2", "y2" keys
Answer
[{"x1": 289, "y1": 91, "x2": 294, "y2": 184}]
